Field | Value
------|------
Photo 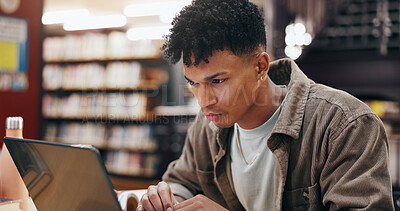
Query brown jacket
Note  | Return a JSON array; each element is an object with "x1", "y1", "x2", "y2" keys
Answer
[{"x1": 162, "y1": 59, "x2": 394, "y2": 210}]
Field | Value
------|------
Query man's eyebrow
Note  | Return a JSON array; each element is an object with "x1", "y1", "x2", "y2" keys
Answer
[
  {"x1": 184, "y1": 75, "x2": 193, "y2": 82},
  {"x1": 205, "y1": 72, "x2": 228, "y2": 81},
  {"x1": 184, "y1": 72, "x2": 228, "y2": 83}
]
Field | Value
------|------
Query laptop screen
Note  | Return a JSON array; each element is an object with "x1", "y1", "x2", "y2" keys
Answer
[{"x1": 4, "y1": 137, "x2": 121, "y2": 211}]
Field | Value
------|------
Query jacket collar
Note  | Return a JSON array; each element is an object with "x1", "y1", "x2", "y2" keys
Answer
[{"x1": 269, "y1": 58, "x2": 313, "y2": 140}]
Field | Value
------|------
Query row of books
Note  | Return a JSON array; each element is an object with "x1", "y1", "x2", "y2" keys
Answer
[
  {"x1": 105, "y1": 151, "x2": 159, "y2": 177},
  {"x1": 43, "y1": 31, "x2": 162, "y2": 62},
  {"x1": 42, "y1": 62, "x2": 143, "y2": 90},
  {"x1": 44, "y1": 122, "x2": 157, "y2": 152},
  {"x1": 42, "y1": 93, "x2": 148, "y2": 120}
]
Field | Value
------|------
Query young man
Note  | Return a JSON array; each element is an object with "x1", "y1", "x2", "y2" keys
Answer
[{"x1": 139, "y1": 0, "x2": 394, "y2": 210}]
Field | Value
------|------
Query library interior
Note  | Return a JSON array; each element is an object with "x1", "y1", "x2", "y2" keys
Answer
[{"x1": 0, "y1": 0, "x2": 399, "y2": 210}]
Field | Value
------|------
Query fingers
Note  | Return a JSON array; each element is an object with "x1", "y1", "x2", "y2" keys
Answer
[
  {"x1": 173, "y1": 197, "x2": 198, "y2": 211},
  {"x1": 158, "y1": 181, "x2": 176, "y2": 210},
  {"x1": 139, "y1": 181, "x2": 177, "y2": 211},
  {"x1": 149, "y1": 185, "x2": 165, "y2": 211},
  {"x1": 172, "y1": 195, "x2": 179, "y2": 206},
  {"x1": 139, "y1": 193, "x2": 153, "y2": 211},
  {"x1": 174, "y1": 202, "x2": 197, "y2": 211},
  {"x1": 173, "y1": 196, "x2": 194, "y2": 210}
]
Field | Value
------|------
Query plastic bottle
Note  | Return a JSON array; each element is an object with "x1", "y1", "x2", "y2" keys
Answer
[{"x1": 0, "y1": 117, "x2": 30, "y2": 211}]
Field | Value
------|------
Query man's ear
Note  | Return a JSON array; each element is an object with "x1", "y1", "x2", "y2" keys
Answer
[{"x1": 257, "y1": 52, "x2": 270, "y2": 79}]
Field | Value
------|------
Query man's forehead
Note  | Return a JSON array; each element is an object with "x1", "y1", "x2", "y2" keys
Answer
[
  {"x1": 184, "y1": 50, "x2": 236, "y2": 65},
  {"x1": 185, "y1": 49, "x2": 261, "y2": 68}
]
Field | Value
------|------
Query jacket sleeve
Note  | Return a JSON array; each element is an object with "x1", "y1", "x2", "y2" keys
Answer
[
  {"x1": 161, "y1": 118, "x2": 202, "y2": 199},
  {"x1": 320, "y1": 113, "x2": 394, "y2": 210}
]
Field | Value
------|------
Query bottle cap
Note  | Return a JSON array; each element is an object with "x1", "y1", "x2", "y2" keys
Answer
[{"x1": 6, "y1": 116, "x2": 24, "y2": 129}]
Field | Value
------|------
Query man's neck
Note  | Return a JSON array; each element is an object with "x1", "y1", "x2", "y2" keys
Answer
[{"x1": 236, "y1": 79, "x2": 287, "y2": 129}]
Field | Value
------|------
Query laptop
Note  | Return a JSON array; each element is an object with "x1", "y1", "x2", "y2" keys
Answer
[{"x1": 3, "y1": 137, "x2": 122, "y2": 211}]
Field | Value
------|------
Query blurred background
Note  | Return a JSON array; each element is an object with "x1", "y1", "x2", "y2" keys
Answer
[{"x1": 0, "y1": 0, "x2": 399, "y2": 207}]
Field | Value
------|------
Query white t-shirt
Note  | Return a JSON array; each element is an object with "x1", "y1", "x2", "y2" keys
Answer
[{"x1": 230, "y1": 99, "x2": 285, "y2": 211}]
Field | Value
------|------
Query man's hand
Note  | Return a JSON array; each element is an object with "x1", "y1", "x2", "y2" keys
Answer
[
  {"x1": 137, "y1": 181, "x2": 179, "y2": 211},
  {"x1": 174, "y1": 194, "x2": 228, "y2": 211}
]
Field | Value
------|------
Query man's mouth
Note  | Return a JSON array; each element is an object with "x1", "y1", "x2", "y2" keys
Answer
[{"x1": 205, "y1": 113, "x2": 222, "y2": 121}]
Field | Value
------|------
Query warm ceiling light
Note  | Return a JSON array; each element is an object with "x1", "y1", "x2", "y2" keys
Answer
[
  {"x1": 124, "y1": 0, "x2": 191, "y2": 18},
  {"x1": 42, "y1": 9, "x2": 90, "y2": 25},
  {"x1": 284, "y1": 46, "x2": 302, "y2": 60},
  {"x1": 284, "y1": 22, "x2": 313, "y2": 60},
  {"x1": 303, "y1": 33, "x2": 312, "y2": 46},
  {"x1": 294, "y1": 23, "x2": 306, "y2": 35},
  {"x1": 63, "y1": 14, "x2": 127, "y2": 31},
  {"x1": 126, "y1": 26, "x2": 171, "y2": 40}
]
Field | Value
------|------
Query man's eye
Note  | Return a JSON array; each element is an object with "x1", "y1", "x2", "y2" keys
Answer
[
  {"x1": 187, "y1": 80, "x2": 196, "y2": 86},
  {"x1": 212, "y1": 79, "x2": 226, "y2": 84}
]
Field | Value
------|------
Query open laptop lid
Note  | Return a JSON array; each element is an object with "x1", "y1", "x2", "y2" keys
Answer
[{"x1": 3, "y1": 137, "x2": 122, "y2": 211}]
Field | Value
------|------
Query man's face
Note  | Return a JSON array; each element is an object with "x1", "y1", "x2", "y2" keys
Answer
[{"x1": 184, "y1": 50, "x2": 260, "y2": 128}]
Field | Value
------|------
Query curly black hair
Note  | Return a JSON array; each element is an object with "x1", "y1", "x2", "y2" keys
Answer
[{"x1": 162, "y1": 0, "x2": 266, "y2": 67}]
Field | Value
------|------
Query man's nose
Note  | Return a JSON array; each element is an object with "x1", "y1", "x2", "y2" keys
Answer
[{"x1": 196, "y1": 86, "x2": 217, "y2": 108}]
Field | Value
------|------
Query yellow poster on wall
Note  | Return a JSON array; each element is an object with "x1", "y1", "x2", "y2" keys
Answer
[
  {"x1": 0, "y1": 15, "x2": 28, "y2": 91},
  {"x1": 0, "y1": 40, "x2": 18, "y2": 72}
]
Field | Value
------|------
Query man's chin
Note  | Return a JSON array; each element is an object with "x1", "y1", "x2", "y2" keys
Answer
[{"x1": 210, "y1": 120, "x2": 234, "y2": 129}]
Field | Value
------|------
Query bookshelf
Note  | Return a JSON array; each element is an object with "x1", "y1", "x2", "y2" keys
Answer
[{"x1": 40, "y1": 31, "x2": 196, "y2": 180}]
